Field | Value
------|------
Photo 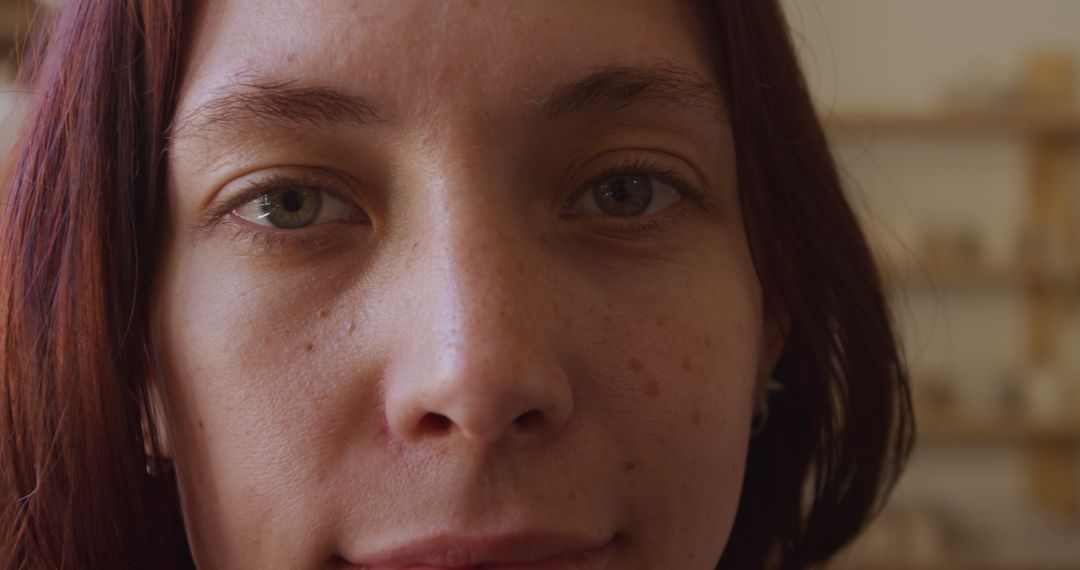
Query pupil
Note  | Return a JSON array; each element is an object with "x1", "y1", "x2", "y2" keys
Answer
[
  {"x1": 611, "y1": 179, "x2": 630, "y2": 201},
  {"x1": 281, "y1": 191, "x2": 303, "y2": 212}
]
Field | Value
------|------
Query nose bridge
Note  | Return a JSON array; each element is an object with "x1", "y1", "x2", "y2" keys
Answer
[
  {"x1": 438, "y1": 208, "x2": 529, "y2": 342},
  {"x1": 383, "y1": 158, "x2": 572, "y2": 447}
]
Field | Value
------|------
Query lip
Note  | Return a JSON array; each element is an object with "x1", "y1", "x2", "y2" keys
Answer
[{"x1": 344, "y1": 531, "x2": 616, "y2": 570}]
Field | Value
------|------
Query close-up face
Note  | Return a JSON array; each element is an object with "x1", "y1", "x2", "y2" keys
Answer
[{"x1": 154, "y1": 0, "x2": 782, "y2": 568}]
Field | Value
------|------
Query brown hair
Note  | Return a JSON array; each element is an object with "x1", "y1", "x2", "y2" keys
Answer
[{"x1": 0, "y1": 1, "x2": 913, "y2": 568}]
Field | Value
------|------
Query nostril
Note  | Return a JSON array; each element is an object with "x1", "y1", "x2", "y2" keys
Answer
[
  {"x1": 418, "y1": 413, "x2": 453, "y2": 434},
  {"x1": 513, "y1": 409, "x2": 545, "y2": 431}
]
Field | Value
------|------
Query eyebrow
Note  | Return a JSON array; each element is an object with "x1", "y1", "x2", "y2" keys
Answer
[
  {"x1": 537, "y1": 63, "x2": 727, "y2": 122},
  {"x1": 169, "y1": 77, "x2": 385, "y2": 142},
  {"x1": 168, "y1": 63, "x2": 726, "y2": 143}
]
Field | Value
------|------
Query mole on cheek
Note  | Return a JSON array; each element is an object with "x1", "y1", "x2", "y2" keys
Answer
[
  {"x1": 305, "y1": 342, "x2": 315, "y2": 352},
  {"x1": 691, "y1": 410, "x2": 702, "y2": 426},
  {"x1": 622, "y1": 460, "x2": 636, "y2": 472},
  {"x1": 681, "y1": 358, "x2": 692, "y2": 372},
  {"x1": 655, "y1": 317, "x2": 666, "y2": 328}
]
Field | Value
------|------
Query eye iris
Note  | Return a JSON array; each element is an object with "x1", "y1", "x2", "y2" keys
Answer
[
  {"x1": 259, "y1": 188, "x2": 322, "y2": 229},
  {"x1": 594, "y1": 175, "x2": 652, "y2": 217}
]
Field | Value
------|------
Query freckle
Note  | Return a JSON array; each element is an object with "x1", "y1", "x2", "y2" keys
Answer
[
  {"x1": 628, "y1": 358, "x2": 644, "y2": 373},
  {"x1": 552, "y1": 303, "x2": 560, "y2": 315},
  {"x1": 604, "y1": 315, "x2": 612, "y2": 325},
  {"x1": 318, "y1": 308, "x2": 329, "y2": 319},
  {"x1": 623, "y1": 461, "x2": 636, "y2": 472},
  {"x1": 657, "y1": 436, "x2": 667, "y2": 446},
  {"x1": 564, "y1": 317, "x2": 574, "y2": 328},
  {"x1": 704, "y1": 335, "x2": 712, "y2": 348},
  {"x1": 656, "y1": 317, "x2": 666, "y2": 328},
  {"x1": 692, "y1": 410, "x2": 701, "y2": 426},
  {"x1": 516, "y1": 262, "x2": 524, "y2": 272},
  {"x1": 198, "y1": 420, "x2": 204, "y2": 429},
  {"x1": 412, "y1": 241, "x2": 420, "y2": 251},
  {"x1": 642, "y1": 378, "x2": 659, "y2": 396},
  {"x1": 306, "y1": 343, "x2": 314, "y2": 352},
  {"x1": 682, "y1": 358, "x2": 692, "y2": 372}
]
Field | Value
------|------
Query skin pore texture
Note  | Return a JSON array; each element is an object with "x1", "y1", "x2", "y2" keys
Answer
[{"x1": 154, "y1": 1, "x2": 785, "y2": 568}]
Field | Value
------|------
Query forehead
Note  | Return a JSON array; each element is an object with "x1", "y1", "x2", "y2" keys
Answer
[{"x1": 177, "y1": 0, "x2": 720, "y2": 123}]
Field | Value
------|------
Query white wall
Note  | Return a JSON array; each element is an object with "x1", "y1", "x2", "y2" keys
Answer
[{"x1": 782, "y1": 0, "x2": 1080, "y2": 111}]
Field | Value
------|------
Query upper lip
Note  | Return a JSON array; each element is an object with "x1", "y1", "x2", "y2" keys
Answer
[{"x1": 346, "y1": 530, "x2": 613, "y2": 568}]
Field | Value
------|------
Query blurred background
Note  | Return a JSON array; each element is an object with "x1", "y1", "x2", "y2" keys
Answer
[
  {"x1": 2, "y1": 1, "x2": 1079, "y2": 568},
  {"x1": 781, "y1": 1, "x2": 1080, "y2": 568}
]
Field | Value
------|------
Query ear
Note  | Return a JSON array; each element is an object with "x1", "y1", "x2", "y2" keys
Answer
[
  {"x1": 754, "y1": 302, "x2": 790, "y2": 410},
  {"x1": 141, "y1": 366, "x2": 174, "y2": 462}
]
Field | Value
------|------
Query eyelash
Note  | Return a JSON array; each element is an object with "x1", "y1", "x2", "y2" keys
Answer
[
  {"x1": 205, "y1": 158, "x2": 712, "y2": 250},
  {"x1": 202, "y1": 173, "x2": 357, "y2": 252},
  {"x1": 568, "y1": 156, "x2": 713, "y2": 238}
]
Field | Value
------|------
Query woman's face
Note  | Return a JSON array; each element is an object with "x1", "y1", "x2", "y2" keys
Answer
[{"x1": 156, "y1": 1, "x2": 783, "y2": 568}]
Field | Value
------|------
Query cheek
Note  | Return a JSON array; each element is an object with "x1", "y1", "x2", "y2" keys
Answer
[
  {"x1": 575, "y1": 274, "x2": 758, "y2": 563},
  {"x1": 153, "y1": 251, "x2": 374, "y2": 567}
]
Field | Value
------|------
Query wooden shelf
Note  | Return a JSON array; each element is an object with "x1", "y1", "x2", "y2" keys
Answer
[
  {"x1": 883, "y1": 262, "x2": 1078, "y2": 291},
  {"x1": 885, "y1": 263, "x2": 1023, "y2": 289},
  {"x1": 822, "y1": 108, "x2": 1080, "y2": 139},
  {"x1": 919, "y1": 416, "x2": 1080, "y2": 445}
]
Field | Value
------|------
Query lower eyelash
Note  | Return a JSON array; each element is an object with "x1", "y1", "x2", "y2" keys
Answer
[
  {"x1": 220, "y1": 215, "x2": 336, "y2": 254},
  {"x1": 586, "y1": 199, "x2": 698, "y2": 238}
]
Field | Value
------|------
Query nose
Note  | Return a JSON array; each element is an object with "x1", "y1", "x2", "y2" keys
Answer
[{"x1": 382, "y1": 208, "x2": 574, "y2": 449}]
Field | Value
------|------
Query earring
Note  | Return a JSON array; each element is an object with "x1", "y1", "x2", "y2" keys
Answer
[
  {"x1": 751, "y1": 378, "x2": 784, "y2": 436},
  {"x1": 145, "y1": 455, "x2": 174, "y2": 478}
]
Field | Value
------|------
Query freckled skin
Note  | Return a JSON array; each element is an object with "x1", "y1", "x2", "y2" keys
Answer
[{"x1": 154, "y1": 1, "x2": 785, "y2": 569}]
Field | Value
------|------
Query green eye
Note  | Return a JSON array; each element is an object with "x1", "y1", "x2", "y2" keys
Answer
[
  {"x1": 592, "y1": 174, "x2": 654, "y2": 217},
  {"x1": 253, "y1": 188, "x2": 322, "y2": 229},
  {"x1": 578, "y1": 173, "x2": 682, "y2": 219},
  {"x1": 234, "y1": 185, "x2": 358, "y2": 230}
]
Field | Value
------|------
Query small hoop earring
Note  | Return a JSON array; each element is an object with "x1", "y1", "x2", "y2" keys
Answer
[{"x1": 145, "y1": 455, "x2": 174, "y2": 478}]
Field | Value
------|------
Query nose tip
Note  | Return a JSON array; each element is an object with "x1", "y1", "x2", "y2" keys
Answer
[
  {"x1": 414, "y1": 403, "x2": 562, "y2": 445},
  {"x1": 386, "y1": 345, "x2": 574, "y2": 447}
]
